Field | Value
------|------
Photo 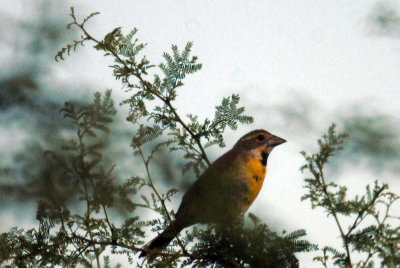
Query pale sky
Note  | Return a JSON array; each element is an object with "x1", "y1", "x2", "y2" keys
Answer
[{"x1": 2, "y1": 1, "x2": 400, "y2": 267}]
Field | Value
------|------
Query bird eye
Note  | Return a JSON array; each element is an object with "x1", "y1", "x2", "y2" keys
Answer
[{"x1": 256, "y1": 134, "x2": 265, "y2": 141}]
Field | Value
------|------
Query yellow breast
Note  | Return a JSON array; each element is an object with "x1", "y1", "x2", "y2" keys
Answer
[{"x1": 244, "y1": 156, "x2": 267, "y2": 204}]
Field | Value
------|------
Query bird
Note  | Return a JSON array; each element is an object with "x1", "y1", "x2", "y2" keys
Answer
[{"x1": 140, "y1": 129, "x2": 286, "y2": 258}]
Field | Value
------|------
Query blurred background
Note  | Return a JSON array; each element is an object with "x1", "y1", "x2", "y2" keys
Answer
[{"x1": 1, "y1": 1, "x2": 399, "y2": 267}]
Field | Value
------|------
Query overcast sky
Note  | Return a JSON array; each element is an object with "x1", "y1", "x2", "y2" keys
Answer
[{"x1": 2, "y1": 1, "x2": 400, "y2": 267}]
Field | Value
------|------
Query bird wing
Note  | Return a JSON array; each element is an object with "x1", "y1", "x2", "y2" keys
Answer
[{"x1": 175, "y1": 150, "x2": 247, "y2": 225}]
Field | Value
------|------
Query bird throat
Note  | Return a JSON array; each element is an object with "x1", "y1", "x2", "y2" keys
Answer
[{"x1": 261, "y1": 151, "x2": 268, "y2": 166}]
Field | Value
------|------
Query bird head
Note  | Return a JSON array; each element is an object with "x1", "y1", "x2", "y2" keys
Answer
[{"x1": 233, "y1": 129, "x2": 286, "y2": 164}]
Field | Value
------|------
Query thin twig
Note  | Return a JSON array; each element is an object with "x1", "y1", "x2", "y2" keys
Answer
[
  {"x1": 76, "y1": 124, "x2": 101, "y2": 268},
  {"x1": 70, "y1": 233, "x2": 198, "y2": 259},
  {"x1": 316, "y1": 162, "x2": 352, "y2": 267},
  {"x1": 137, "y1": 147, "x2": 188, "y2": 255}
]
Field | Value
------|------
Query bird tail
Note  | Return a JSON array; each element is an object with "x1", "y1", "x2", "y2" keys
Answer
[{"x1": 139, "y1": 222, "x2": 186, "y2": 258}]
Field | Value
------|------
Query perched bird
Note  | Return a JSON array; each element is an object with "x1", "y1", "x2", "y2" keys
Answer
[{"x1": 140, "y1": 129, "x2": 286, "y2": 257}]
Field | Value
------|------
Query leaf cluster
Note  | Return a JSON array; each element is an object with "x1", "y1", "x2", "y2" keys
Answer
[
  {"x1": 1, "y1": 8, "x2": 337, "y2": 268},
  {"x1": 186, "y1": 214, "x2": 317, "y2": 268},
  {"x1": 134, "y1": 214, "x2": 316, "y2": 268},
  {"x1": 0, "y1": 92, "x2": 150, "y2": 267},
  {"x1": 301, "y1": 124, "x2": 400, "y2": 267},
  {"x1": 57, "y1": 7, "x2": 254, "y2": 176},
  {"x1": 55, "y1": 7, "x2": 100, "y2": 61}
]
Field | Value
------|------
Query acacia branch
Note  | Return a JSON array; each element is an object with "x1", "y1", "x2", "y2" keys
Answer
[
  {"x1": 137, "y1": 147, "x2": 188, "y2": 255},
  {"x1": 76, "y1": 122, "x2": 101, "y2": 268},
  {"x1": 346, "y1": 187, "x2": 384, "y2": 237},
  {"x1": 68, "y1": 8, "x2": 211, "y2": 167},
  {"x1": 316, "y1": 162, "x2": 352, "y2": 267},
  {"x1": 70, "y1": 232, "x2": 198, "y2": 259}
]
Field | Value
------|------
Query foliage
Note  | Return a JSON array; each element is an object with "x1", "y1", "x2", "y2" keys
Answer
[
  {"x1": 0, "y1": 91, "x2": 142, "y2": 268},
  {"x1": 57, "y1": 7, "x2": 254, "y2": 176},
  {"x1": 338, "y1": 115, "x2": 400, "y2": 174},
  {"x1": 301, "y1": 124, "x2": 400, "y2": 267},
  {"x1": 0, "y1": 0, "x2": 94, "y2": 206},
  {"x1": 187, "y1": 214, "x2": 316, "y2": 268},
  {"x1": 2, "y1": 6, "x2": 399, "y2": 268},
  {"x1": 0, "y1": 7, "x2": 315, "y2": 268},
  {"x1": 367, "y1": 2, "x2": 400, "y2": 38}
]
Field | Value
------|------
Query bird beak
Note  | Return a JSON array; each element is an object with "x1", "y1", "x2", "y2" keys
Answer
[{"x1": 268, "y1": 135, "x2": 287, "y2": 147}]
